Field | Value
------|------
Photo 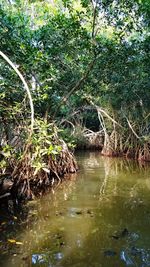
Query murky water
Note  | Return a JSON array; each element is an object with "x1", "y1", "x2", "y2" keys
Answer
[{"x1": 1, "y1": 152, "x2": 150, "y2": 267}]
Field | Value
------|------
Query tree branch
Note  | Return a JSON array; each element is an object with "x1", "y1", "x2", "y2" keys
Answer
[
  {"x1": 126, "y1": 117, "x2": 140, "y2": 139},
  {"x1": 0, "y1": 51, "x2": 34, "y2": 134},
  {"x1": 91, "y1": 0, "x2": 98, "y2": 38},
  {"x1": 53, "y1": 57, "x2": 97, "y2": 118}
]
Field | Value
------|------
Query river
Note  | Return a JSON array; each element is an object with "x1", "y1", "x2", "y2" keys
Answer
[{"x1": 0, "y1": 152, "x2": 150, "y2": 267}]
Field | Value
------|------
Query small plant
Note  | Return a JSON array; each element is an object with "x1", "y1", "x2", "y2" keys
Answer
[{"x1": 30, "y1": 119, "x2": 62, "y2": 175}]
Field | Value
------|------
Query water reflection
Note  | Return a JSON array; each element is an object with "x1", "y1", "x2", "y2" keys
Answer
[
  {"x1": 32, "y1": 252, "x2": 64, "y2": 266},
  {"x1": 32, "y1": 254, "x2": 46, "y2": 264},
  {"x1": 120, "y1": 247, "x2": 150, "y2": 266},
  {"x1": 1, "y1": 152, "x2": 150, "y2": 267}
]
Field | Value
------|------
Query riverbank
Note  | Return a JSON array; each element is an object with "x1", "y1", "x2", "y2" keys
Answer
[
  {"x1": 0, "y1": 141, "x2": 77, "y2": 201},
  {"x1": 1, "y1": 152, "x2": 150, "y2": 267},
  {"x1": 75, "y1": 130, "x2": 150, "y2": 162}
]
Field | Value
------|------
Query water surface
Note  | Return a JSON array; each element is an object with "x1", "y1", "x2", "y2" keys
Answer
[{"x1": 0, "y1": 152, "x2": 150, "y2": 267}]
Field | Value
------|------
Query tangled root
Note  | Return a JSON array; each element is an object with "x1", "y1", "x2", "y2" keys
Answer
[{"x1": 10, "y1": 142, "x2": 78, "y2": 200}]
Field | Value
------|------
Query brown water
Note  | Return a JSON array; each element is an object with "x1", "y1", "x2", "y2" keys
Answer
[{"x1": 0, "y1": 152, "x2": 150, "y2": 267}]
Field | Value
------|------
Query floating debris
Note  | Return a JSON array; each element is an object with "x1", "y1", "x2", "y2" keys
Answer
[
  {"x1": 7, "y1": 239, "x2": 23, "y2": 245},
  {"x1": 111, "y1": 228, "x2": 129, "y2": 240},
  {"x1": 75, "y1": 210, "x2": 83, "y2": 215}
]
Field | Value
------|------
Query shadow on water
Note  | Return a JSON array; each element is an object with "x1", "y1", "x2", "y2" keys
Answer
[
  {"x1": 1, "y1": 152, "x2": 150, "y2": 267},
  {"x1": 0, "y1": 195, "x2": 41, "y2": 266}
]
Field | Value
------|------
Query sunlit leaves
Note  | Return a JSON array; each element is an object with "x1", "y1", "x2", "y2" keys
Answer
[{"x1": 30, "y1": 120, "x2": 62, "y2": 174}]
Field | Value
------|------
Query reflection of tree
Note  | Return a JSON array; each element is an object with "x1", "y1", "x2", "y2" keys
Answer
[
  {"x1": 50, "y1": 173, "x2": 77, "y2": 206},
  {"x1": 98, "y1": 156, "x2": 150, "y2": 205},
  {"x1": 59, "y1": 155, "x2": 150, "y2": 267},
  {"x1": 2, "y1": 153, "x2": 150, "y2": 267},
  {"x1": 98, "y1": 157, "x2": 120, "y2": 202}
]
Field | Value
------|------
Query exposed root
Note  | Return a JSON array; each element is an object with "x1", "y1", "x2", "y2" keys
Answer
[
  {"x1": 1, "y1": 141, "x2": 78, "y2": 200},
  {"x1": 75, "y1": 128, "x2": 103, "y2": 150},
  {"x1": 101, "y1": 128, "x2": 150, "y2": 163},
  {"x1": 101, "y1": 130, "x2": 123, "y2": 157},
  {"x1": 138, "y1": 143, "x2": 150, "y2": 162}
]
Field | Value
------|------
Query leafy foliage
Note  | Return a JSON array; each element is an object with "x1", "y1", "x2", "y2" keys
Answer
[{"x1": 0, "y1": 0, "x2": 150, "y2": 158}]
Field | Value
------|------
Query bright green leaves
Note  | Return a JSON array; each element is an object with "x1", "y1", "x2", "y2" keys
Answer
[
  {"x1": 1, "y1": 145, "x2": 12, "y2": 159},
  {"x1": 0, "y1": 145, "x2": 13, "y2": 172},
  {"x1": 32, "y1": 161, "x2": 48, "y2": 176},
  {"x1": 30, "y1": 120, "x2": 62, "y2": 175},
  {"x1": 46, "y1": 144, "x2": 62, "y2": 156}
]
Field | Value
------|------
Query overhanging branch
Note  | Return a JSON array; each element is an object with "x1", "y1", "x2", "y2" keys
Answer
[{"x1": 0, "y1": 51, "x2": 34, "y2": 134}]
